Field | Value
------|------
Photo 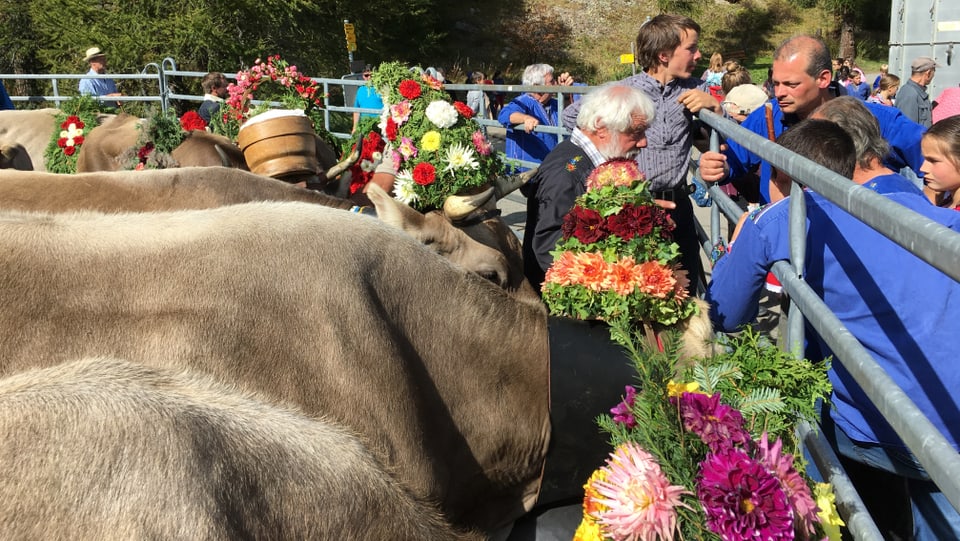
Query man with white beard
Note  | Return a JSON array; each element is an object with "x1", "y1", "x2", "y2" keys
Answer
[{"x1": 521, "y1": 83, "x2": 654, "y2": 290}]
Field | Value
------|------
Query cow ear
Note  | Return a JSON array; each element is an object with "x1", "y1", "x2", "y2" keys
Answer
[{"x1": 366, "y1": 182, "x2": 427, "y2": 232}]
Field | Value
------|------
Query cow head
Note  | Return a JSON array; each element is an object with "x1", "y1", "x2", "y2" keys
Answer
[
  {"x1": 0, "y1": 143, "x2": 33, "y2": 170},
  {"x1": 171, "y1": 131, "x2": 248, "y2": 169},
  {"x1": 366, "y1": 183, "x2": 538, "y2": 299}
]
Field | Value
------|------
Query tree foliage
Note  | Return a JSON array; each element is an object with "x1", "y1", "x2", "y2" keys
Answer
[{"x1": 0, "y1": 0, "x2": 893, "y2": 103}]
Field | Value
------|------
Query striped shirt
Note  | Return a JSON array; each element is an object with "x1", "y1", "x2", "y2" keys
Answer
[{"x1": 562, "y1": 72, "x2": 707, "y2": 191}]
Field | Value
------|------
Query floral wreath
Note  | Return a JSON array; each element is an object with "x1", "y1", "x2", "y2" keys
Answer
[
  {"x1": 119, "y1": 108, "x2": 208, "y2": 170},
  {"x1": 542, "y1": 159, "x2": 698, "y2": 328},
  {"x1": 215, "y1": 54, "x2": 326, "y2": 142},
  {"x1": 43, "y1": 96, "x2": 101, "y2": 174},
  {"x1": 353, "y1": 62, "x2": 502, "y2": 211}
]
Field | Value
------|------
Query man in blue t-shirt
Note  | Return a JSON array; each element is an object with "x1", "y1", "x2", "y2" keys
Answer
[
  {"x1": 78, "y1": 47, "x2": 121, "y2": 109},
  {"x1": 352, "y1": 64, "x2": 384, "y2": 133},
  {"x1": 497, "y1": 63, "x2": 574, "y2": 172}
]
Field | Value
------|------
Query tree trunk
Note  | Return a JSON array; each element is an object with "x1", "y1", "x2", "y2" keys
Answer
[{"x1": 839, "y1": 11, "x2": 856, "y2": 61}]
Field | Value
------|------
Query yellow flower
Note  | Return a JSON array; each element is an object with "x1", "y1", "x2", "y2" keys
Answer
[
  {"x1": 814, "y1": 482, "x2": 845, "y2": 541},
  {"x1": 420, "y1": 130, "x2": 441, "y2": 152},
  {"x1": 667, "y1": 380, "x2": 703, "y2": 398},
  {"x1": 582, "y1": 468, "x2": 609, "y2": 518},
  {"x1": 573, "y1": 516, "x2": 603, "y2": 541}
]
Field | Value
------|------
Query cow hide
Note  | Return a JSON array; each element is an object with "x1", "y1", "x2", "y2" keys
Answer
[
  {"x1": 0, "y1": 358, "x2": 481, "y2": 540},
  {"x1": 0, "y1": 202, "x2": 552, "y2": 533}
]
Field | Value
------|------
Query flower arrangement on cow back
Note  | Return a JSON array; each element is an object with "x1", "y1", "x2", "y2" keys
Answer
[
  {"x1": 574, "y1": 328, "x2": 841, "y2": 541},
  {"x1": 364, "y1": 61, "x2": 502, "y2": 211},
  {"x1": 218, "y1": 54, "x2": 325, "y2": 140},
  {"x1": 43, "y1": 95, "x2": 101, "y2": 174},
  {"x1": 542, "y1": 159, "x2": 697, "y2": 327}
]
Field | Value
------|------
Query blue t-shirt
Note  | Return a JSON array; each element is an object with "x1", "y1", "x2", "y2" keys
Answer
[
  {"x1": 498, "y1": 93, "x2": 560, "y2": 172},
  {"x1": 861, "y1": 172, "x2": 925, "y2": 197},
  {"x1": 707, "y1": 190, "x2": 960, "y2": 450},
  {"x1": 353, "y1": 86, "x2": 384, "y2": 118}
]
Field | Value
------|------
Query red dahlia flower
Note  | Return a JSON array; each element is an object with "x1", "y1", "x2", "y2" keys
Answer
[
  {"x1": 453, "y1": 101, "x2": 474, "y2": 119},
  {"x1": 565, "y1": 206, "x2": 605, "y2": 244},
  {"x1": 412, "y1": 162, "x2": 436, "y2": 185},
  {"x1": 398, "y1": 79, "x2": 422, "y2": 100}
]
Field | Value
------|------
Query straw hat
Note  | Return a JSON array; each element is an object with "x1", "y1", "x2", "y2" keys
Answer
[{"x1": 83, "y1": 47, "x2": 106, "y2": 63}]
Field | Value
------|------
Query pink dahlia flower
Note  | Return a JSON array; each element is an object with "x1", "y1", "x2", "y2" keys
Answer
[
  {"x1": 757, "y1": 433, "x2": 821, "y2": 538},
  {"x1": 675, "y1": 392, "x2": 752, "y2": 453},
  {"x1": 591, "y1": 442, "x2": 690, "y2": 541},
  {"x1": 610, "y1": 385, "x2": 638, "y2": 428},
  {"x1": 698, "y1": 447, "x2": 795, "y2": 540}
]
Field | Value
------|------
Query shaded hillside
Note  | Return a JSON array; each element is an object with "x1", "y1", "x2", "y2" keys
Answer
[{"x1": 431, "y1": 0, "x2": 888, "y2": 83}]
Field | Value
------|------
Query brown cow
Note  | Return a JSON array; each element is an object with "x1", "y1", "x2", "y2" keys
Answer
[
  {"x1": 76, "y1": 113, "x2": 248, "y2": 172},
  {"x1": 0, "y1": 358, "x2": 480, "y2": 540},
  {"x1": 0, "y1": 168, "x2": 520, "y2": 291},
  {"x1": 0, "y1": 202, "x2": 552, "y2": 533},
  {"x1": 0, "y1": 109, "x2": 58, "y2": 171}
]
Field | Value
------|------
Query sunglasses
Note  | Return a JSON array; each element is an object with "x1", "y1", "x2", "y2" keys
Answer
[{"x1": 362, "y1": 73, "x2": 372, "y2": 78}]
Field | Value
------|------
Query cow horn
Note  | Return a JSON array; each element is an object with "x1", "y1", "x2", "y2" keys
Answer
[
  {"x1": 214, "y1": 144, "x2": 232, "y2": 167},
  {"x1": 493, "y1": 168, "x2": 537, "y2": 200},
  {"x1": 325, "y1": 149, "x2": 360, "y2": 179},
  {"x1": 443, "y1": 186, "x2": 496, "y2": 220}
]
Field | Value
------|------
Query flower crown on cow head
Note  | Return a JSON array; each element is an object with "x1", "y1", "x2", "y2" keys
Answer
[{"x1": 356, "y1": 62, "x2": 502, "y2": 212}]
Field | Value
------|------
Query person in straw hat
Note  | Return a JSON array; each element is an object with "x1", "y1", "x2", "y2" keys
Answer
[{"x1": 79, "y1": 46, "x2": 121, "y2": 108}]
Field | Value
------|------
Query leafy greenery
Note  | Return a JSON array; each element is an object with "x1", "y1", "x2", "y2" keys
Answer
[
  {"x1": 0, "y1": 0, "x2": 892, "y2": 104},
  {"x1": 682, "y1": 327, "x2": 833, "y2": 456},
  {"x1": 144, "y1": 107, "x2": 186, "y2": 156}
]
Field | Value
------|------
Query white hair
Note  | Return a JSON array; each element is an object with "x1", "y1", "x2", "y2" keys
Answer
[
  {"x1": 576, "y1": 83, "x2": 656, "y2": 134},
  {"x1": 522, "y1": 64, "x2": 554, "y2": 86}
]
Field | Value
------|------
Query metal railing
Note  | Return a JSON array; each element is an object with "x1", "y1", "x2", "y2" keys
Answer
[
  {"x1": 697, "y1": 109, "x2": 960, "y2": 538},
  {"x1": 1, "y1": 61, "x2": 588, "y2": 146}
]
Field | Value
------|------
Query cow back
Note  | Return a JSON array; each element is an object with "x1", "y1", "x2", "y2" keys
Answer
[
  {"x1": 171, "y1": 130, "x2": 247, "y2": 169},
  {"x1": 0, "y1": 168, "x2": 354, "y2": 213},
  {"x1": 75, "y1": 113, "x2": 142, "y2": 172},
  {"x1": 0, "y1": 203, "x2": 551, "y2": 532},
  {"x1": 0, "y1": 358, "x2": 479, "y2": 540}
]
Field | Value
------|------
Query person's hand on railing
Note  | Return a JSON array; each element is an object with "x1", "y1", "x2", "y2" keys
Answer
[
  {"x1": 698, "y1": 150, "x2": 728, "y2": 182},
  {"x1": 678, "y1": 89, "x2": 721, "y2": 114},
  {"x1": 516, "y1": 115, "x2": 540, "y2": 133}
]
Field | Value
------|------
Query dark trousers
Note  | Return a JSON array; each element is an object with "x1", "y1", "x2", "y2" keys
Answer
[{"x1": 668, "y1": 195, "x2": 704, "y2": 296}]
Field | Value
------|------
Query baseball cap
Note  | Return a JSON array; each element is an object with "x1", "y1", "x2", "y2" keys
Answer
[{"x1": 722, "y1": 84, "x2": 769, "y2": 117}]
